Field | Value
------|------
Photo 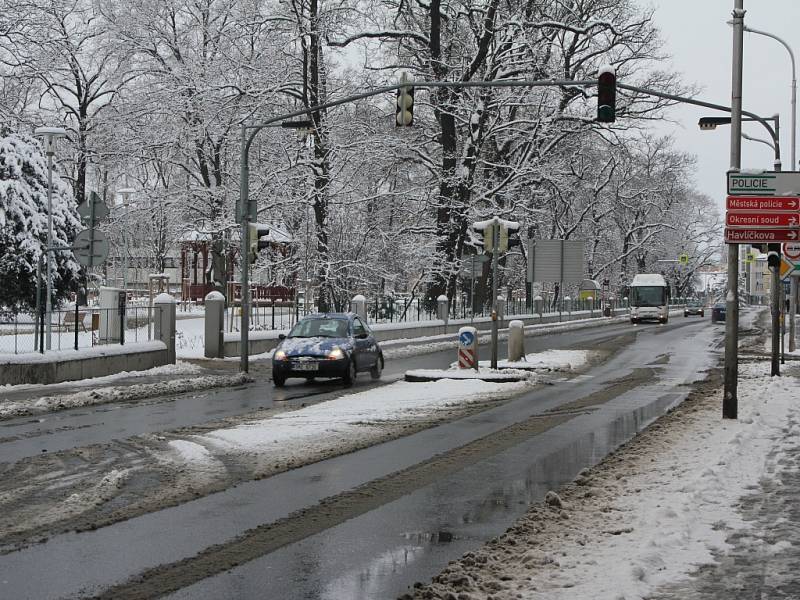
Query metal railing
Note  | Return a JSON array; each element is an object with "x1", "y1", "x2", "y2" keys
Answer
[{"x1": 0, "y1": 305, "x2": 161, "y2": 355}]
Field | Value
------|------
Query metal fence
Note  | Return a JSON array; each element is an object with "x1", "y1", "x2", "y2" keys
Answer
[
  {"x1": 0, "y1": 305, "x2": 161, "y2": 355},
  {"x1": 363, "y1": 295, "x2": 641, "y2": 324}
]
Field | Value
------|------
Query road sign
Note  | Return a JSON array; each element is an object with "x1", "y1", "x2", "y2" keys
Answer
[
  {"x1": 459, "y1": 330, "x2": 475, "y2": 347},
  {"x1": 73, "y1": 229, "x2": 109, "y2": 267},
  {"x1": 527, "y1": 239, "x2": 584, "y2": 282},
  {"x1": 77, "y1": 192, "x2": 109, "y2": 222},
  {"x1": 726, "y1": 196, "x2": 800, "y2": 211},
  {"x1": 727, "y1": 171, "x2": 800, "y2": 197},
  {"x1": 780, "y1": 257, "x2": 799, "y2": 280},
  {"x1": 725, "y1": 228, "x2": 800, "y2": 244},
  {"x1": 726, "y1": 212, "x2": 800, "y2": 227},
  {"x1": 784, "y1": 242, "x2": 800, "y2": 261}
]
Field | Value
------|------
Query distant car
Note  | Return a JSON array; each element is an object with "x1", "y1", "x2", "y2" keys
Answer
[
  {"x1": 271, "y1": 313, "x2": 383, "y2": 387},
  {"x1": 711, "y1": 302, "x2": 726, "y2": 323},
  {"x1": 684, "y1": 301, "x2": 705, "y2": 317},
  {"x1": 0, "y1": 309, "x2": 13, "y2": 324}
]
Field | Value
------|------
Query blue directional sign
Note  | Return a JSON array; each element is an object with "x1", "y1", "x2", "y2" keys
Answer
[{"x1": 459, "y1": 330, "x2": 475, "y2": 347}]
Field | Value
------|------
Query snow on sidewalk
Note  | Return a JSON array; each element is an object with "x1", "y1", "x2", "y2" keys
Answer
[{"x1": 406, "y1": 361, "x2": 799, "y2": 600}]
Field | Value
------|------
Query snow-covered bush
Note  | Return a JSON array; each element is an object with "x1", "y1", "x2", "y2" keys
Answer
[{"x1": 0, "y1": 128, "x2": 81, "y2": 310}]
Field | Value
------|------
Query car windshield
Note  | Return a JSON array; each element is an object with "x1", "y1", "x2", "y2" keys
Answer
[
  {"x1": 288, "y1": 318, "x2": 349, "y2": 338},
  {"x1": 714, "y1": 303, "x2": 726, "y2": 309},
  {"x1": 630, "y1": 286, "x2": 667, "y2": 307},
  {"x1": 688, "y1": 301, "x2": 701, "y2": 307}
]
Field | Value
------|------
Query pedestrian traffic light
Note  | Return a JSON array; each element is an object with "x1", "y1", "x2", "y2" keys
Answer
[
  {"x1": 248, "y1": 224, "x2": 270, "y2": 264},
  {"x1": 499, "y1": 222, "x2": 521, "y2": 252},
  {"x1": 767, "y1": 250, "x2": 781, "y2": 271},
  {"x1": 473, "y1": 222, "x2": 496, "y2": 252},
  {"x1": 596, "y1": 66, "x2": 616, "y2": 123},
  {"x1": 396, "y1": 78, "x2": 414, "y2": 126}
]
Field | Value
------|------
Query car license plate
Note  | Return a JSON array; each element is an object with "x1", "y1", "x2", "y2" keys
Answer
[{"x1": 292, "y1": 361, "x2": 318, "y2": 371}]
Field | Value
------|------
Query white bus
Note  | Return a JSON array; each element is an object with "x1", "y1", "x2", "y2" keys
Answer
[{"x1": 629, "y1": 273, "x2": 669, "y2": 324}]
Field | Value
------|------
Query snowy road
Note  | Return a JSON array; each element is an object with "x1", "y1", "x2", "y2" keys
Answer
[{"x1": 0, "y1": 315, "x2": 724, "y2": 599}]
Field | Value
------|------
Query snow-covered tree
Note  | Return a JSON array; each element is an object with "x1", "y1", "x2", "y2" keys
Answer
[{"x1": 0, "y1": 129, "x2": 82, "y2": 310}]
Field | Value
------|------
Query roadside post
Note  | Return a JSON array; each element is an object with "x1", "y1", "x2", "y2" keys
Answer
[
  {"x1": 350, "y1": 294, "x2": 367, "y2": 322},
  {"x1": 458, "y1": 326, "x2": 478, "y2": 371},
  {"x1": 204, "y1": 291, "x2": 225, "y2": 359},
  {"x1": 508, "y1": 320, "x2": 525, "y2": 362},
  {"x1": 533, "y1": 295, "x2": 543, "y2": 320},
  {"x1": 437, "y1": 295, "x2": 449, "y2": 333}
]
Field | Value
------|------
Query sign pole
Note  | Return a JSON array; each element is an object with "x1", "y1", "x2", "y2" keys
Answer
[
  {"x1": 791, "y1": 276, "x2": 798, "y2": 352},
  {"x1": 724, "y1": 0, "x2": 744, "y2": 419}
]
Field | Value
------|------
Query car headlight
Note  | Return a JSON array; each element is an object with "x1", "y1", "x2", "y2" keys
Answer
[
  {"x1": 274, "y1": 349, "x2": 288, "y2": 361},
  {"x1": 328, "y1": 347, "x2": 344, "y2": 360}
]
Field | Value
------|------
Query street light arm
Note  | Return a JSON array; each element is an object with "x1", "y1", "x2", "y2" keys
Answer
[
  {"x1": 743, "y1": 24, "x2": 796, "y2": 169},
  {"x1": 617, "y1": 82, "x2": 779, "y2": 156},
  {"x1": 744, "y1": 26, "x2": 796, "y2": 79},
  {"x1": 740, "y1": 132, "x2": 775, "y2": 150}
]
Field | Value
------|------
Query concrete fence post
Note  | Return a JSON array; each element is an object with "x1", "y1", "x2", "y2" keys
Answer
[
  {"x1": 533, "y1": 295, "x2": 543, "y2": 320},
  {"x1": 350, "y1": 294, "x2": 367, "y2": 321},
  {"x1": 437, "y1": 294, "x2": 449, "y2": 333},
  {"x1": 508, "y1": 319, "x2": 525, "y2": 362},
  {"x1": 204, "y1": 291, "x2": 225, "y2": 359},
  {"x1": 564, "y1": 296, "x2": 572, "y2": 319},
  {"x1": 154, "y1": 293, "x2": 176, "y2": 364}
]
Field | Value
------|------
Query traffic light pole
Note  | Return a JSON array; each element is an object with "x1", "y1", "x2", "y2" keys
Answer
[
  {"x1": 240, "y1": 124, "x2": 251, "y2": 374},
  {"x1": 491, "y1": 221, "x2": 499, "y2": 369}
]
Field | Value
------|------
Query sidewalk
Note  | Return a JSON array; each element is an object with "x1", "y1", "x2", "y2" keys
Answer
[{"x1": 405, "y1": 358, "x2": 800, "y2": 600}]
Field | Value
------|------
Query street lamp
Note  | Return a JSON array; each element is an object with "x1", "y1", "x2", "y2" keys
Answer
[
  {"x1": 34, "y1": 126, "x2": 67, "y2": 351},
  {"x1": 698, "y1": 114, "x2": 781, "y2": 169},
  {"x1": 116, "y1": 188, "x2": 136, "y2": 292},
  {"x1": 739, "y1": 24, "x2": 796, "y2": 170}
]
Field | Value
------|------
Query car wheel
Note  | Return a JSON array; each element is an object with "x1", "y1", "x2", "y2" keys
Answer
[
  {"x1": 342, "y1": 358, "x2": 357, "y2": 386},
  {"x1": 370, "y1": 355, "x2": 383, "y2": 380},
  {"x1": 700, "y1": 311, "x2": 704, "y2": 317},
  {"x1": 273, "y1": 374, "x2": 286, "y2": 387},
  {"x1": 684, "y1": 313, "x2": 688, "y2": 317}
]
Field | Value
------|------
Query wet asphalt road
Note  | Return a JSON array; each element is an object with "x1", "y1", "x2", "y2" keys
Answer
[
  {"x1": 0, "y1": 316, "x2": 722, "y2": 599},
  {"x1": 2, "y1": 318, "x2": 644, "y2": 462}
]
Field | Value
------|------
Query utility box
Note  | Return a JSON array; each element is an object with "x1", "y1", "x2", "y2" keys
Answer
[{"x1": 98, "y1": 287, "x2": 125, "y2": 343}]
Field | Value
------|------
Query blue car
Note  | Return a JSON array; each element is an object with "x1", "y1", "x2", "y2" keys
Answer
[{"x1": 271, "y1": 313, "x2": 383, "y2": 387}]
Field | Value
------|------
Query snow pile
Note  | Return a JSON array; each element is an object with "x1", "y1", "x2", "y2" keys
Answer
[
  {"x1": 482, "y1": 349, "x2": 593, "y2": 371},
  {"x1": 410, "y1": 361, "x2": 798, "y2": 599},
  {"x1": 0, "y1": 373, "x2": 252, "y2": 419},
  {"x1": 0, "y1": 361, "x2": 203, "y2": 391},
  {"x1": 194, "y1": 378, "x2": 528, "y2": 457},
  {"x1": 405, "y1": 368, "x2": 531, "y2": 382}
]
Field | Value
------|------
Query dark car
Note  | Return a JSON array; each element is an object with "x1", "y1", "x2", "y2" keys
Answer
[
  {"x1": 711, "y1": 302, "x2": 726, "y2": 323},
  {"x1": 271, "y1": 313, "x2": 383, "y2": 387},
  {"x1": 684, "y1": 300, "x2": 705, "y2": 317}
]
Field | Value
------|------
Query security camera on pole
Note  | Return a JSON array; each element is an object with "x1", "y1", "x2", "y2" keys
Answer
[{"x1": 472, "y1": 216, "x2": 520, "y2": 368}]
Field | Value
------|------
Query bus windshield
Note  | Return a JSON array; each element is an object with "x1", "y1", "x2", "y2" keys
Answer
[{"x1": 631, "y1": 286, "x2": 666, "y2": 307}]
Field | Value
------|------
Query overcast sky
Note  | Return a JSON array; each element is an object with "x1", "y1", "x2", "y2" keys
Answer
[{"x1": 646, "y1": 0, "x2": 799, "y2": 213}]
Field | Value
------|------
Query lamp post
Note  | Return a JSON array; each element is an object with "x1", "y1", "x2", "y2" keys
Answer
[
  {"x1": 34, "y1": 126, "x2": 67, "y2": 351},
  {"x1": 116, "y1": 188, "x2": 136, "y2": 293},
  {"x1": 739, "y1": 25, "x2": 796, "y2": 169}
]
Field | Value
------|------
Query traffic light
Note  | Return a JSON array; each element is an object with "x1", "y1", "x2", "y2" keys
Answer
[
  {"x1": 596, "y1": 66, "x2": 616, "y2": 123},
  {"x1": 248, "y1": 224, "x2": 270, "y2": 264},
  {"x1": 767, "y1": 243, "x2": 781, "y2": 271},
  {"x1": 499, "y1": 222, "x2": 521, "y2": 252},
  {"x1": 396, "y1": 79, "x2": 414, "y2": 126},
  {"x1": 473, "y1": 221, "x2": 496, "y2": 252}
]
